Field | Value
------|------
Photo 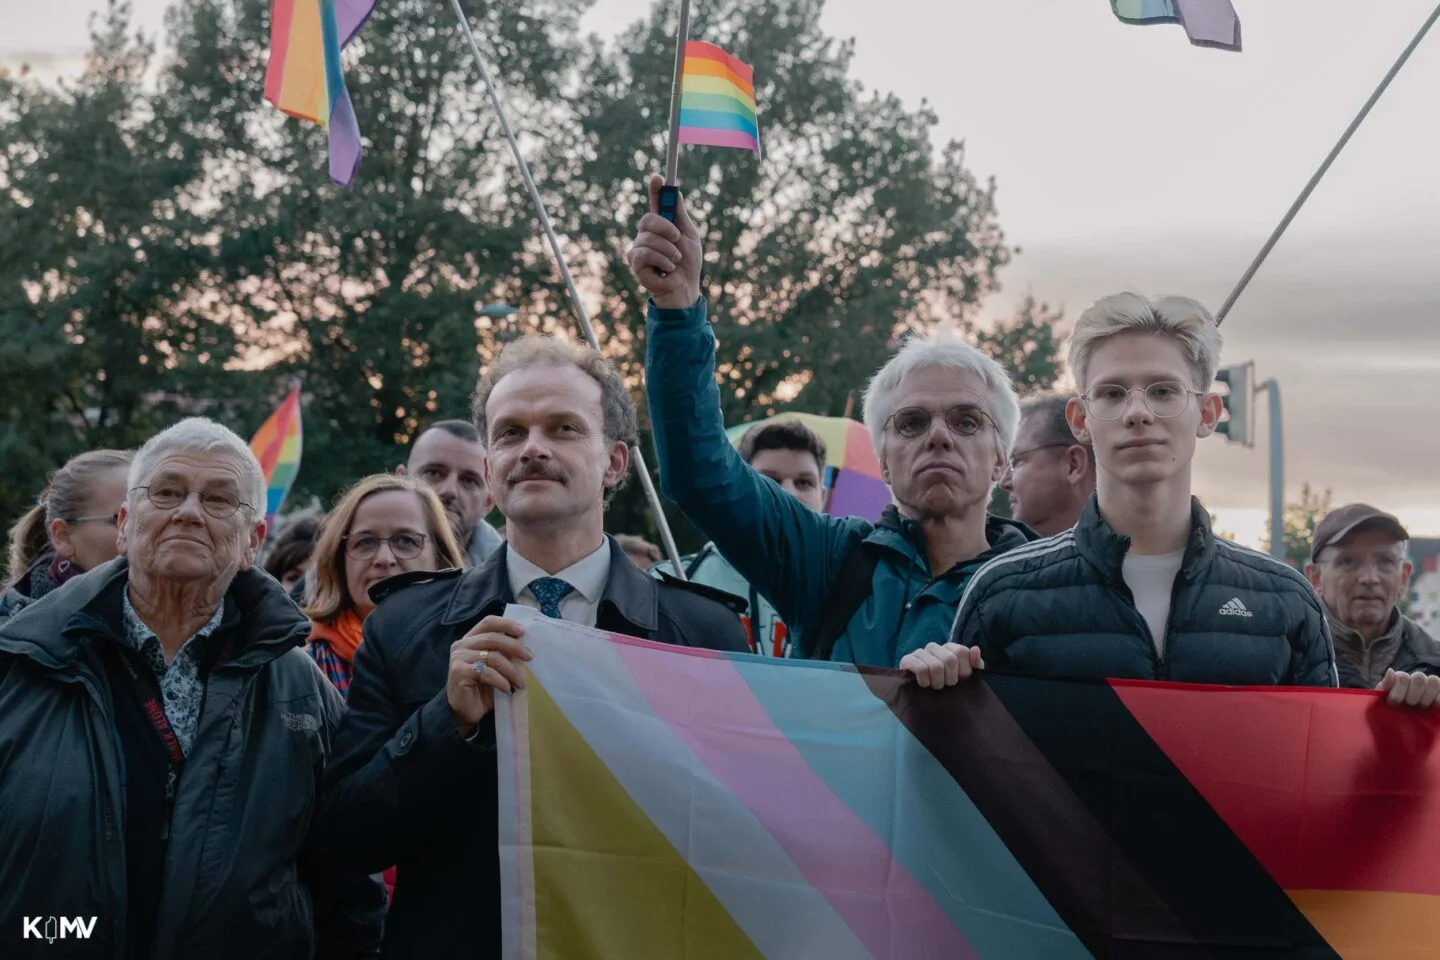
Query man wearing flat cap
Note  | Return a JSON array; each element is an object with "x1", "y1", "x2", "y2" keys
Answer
[{"x1": 1306, "y1": 504, "x2": 1440, "y2": 705}]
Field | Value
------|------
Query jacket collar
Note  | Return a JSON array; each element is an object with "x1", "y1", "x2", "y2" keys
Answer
[
  {"x1": 0, "y1": 557, "x2": 308, "y2": 673},
  {"x1": 442, "y1": 535, "x2": 659, "y2": 635},
  {"x1": 1074, "y1": 493, "x2": 1216, "y2": 583},
  {"x1": 869, "y1": 505, "x2": 1038, "y2": 576}
]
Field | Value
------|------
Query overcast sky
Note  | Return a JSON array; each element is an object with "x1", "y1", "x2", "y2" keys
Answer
[{"x1": 7, "y1": 0, "x2": 1440, "y2": 545}]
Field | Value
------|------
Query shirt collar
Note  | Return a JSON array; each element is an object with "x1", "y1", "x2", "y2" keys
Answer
[
  {"x1": 120, "y1": 589, "x2": 225, "y2": 656},
  {"x1": 506, "y1": 539, "x2": 611, "y2": 604}
]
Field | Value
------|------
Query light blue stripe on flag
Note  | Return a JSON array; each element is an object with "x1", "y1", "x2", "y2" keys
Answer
[
  {"x1": 733, "y1": 657, "x2": 1090, "y2": 959},
  {"x1": 678, "y1": 107, "x2": 758, "y2": 139}
]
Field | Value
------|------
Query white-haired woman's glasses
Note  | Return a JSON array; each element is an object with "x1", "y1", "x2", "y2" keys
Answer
[
  {"x1": 884, "y1": 405, "x2": 993, "y2": 440},
  {"x1": 1081, "y1": 382, "x2": 1204, "y2": 422},
  {"x1": 132, "y1": 484, "x2": 253, "y2": 520}
]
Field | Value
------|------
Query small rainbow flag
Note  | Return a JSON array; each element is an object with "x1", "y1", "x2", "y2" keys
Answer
[
  {"x1": 249, "y1": 383, "x2": 303, "y2": 534},
  {"x1": 678, "y1": 40, "x2": 762, "y2": 157},
  {"x1": 1112, "y1": 0, "x2": 1241, "y2": 51},
  {"x1": 264, "y1": 0, "x2": 376, "y2": 186}
]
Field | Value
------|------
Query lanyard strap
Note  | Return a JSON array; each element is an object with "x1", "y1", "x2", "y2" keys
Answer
[{"x1": 117, "y1": 651, "x2": 186, "y2": 770}]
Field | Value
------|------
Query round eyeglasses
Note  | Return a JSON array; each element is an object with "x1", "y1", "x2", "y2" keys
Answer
[
  {"x1": 1081, "y1": 382, "x2": 1204, "y2": 422},
  {"x1": 132, "y1": 484, "x2": 252, "y2": 519},
  {"x1": 885, "y1": 405, "x2": 993, "y2": 440},
  {"x1": 343, "y1": 533, "x2": 429, "y2": 561}
]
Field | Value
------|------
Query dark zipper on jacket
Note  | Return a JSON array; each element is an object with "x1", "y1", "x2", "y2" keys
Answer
[{"x1": 1111, "y1": 568, "x2": 1188, "y2": 679}]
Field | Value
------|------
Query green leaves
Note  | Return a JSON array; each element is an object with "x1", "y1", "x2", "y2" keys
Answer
[{"x1": 0, "y1": 0, "x2": 1062, "y2": 548}]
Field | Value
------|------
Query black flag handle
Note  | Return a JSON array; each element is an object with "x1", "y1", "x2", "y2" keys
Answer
[{"x1": 658, "y1": 185, "x2": 680, "y2": 224}]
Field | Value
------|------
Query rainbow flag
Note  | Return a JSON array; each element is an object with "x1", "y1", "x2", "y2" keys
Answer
[
  {"x1": 724, "y1": 413, "x2": 889, "y2": 521},
  {"x1": 498, "y1": 609, "x2": 1440, "y2": 958},
  {"x1": 249, "y1": 383, "x2": 303, "y2": 533},
  {"x1": 264, "y1": 0, "x2": 376, "y2": 186},
  {"x1": 1112, "y1": 0, "x2": 1241, "y2": 51},
  {"x1": 677, "y1": 40, "x2": 761, "y2": 156}
]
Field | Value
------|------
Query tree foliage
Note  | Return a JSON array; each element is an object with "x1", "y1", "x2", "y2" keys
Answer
[
  {"x1": 0, "y1": 0, "x2": 1063, "y2": 549},
  {"x1": 1261, "y1": 482, "x2": 1334, "y2": 571}
]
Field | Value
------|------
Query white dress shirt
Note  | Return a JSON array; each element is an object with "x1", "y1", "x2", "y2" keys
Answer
[{"x1": 506, "y1": 539, "x2": 611, "y2": 627}]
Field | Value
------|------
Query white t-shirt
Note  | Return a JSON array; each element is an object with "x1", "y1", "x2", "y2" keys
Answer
[{"x1": 1122, "y1": 549, "x2": 1186, "y2": 657}]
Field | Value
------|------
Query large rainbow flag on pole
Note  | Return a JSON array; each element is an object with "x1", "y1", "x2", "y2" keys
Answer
[
  {"x1": 677, "y1": 40, "x2": 762, "y2": 156},
  {"x1": 249, "y1": 383, "x2": 303, "y2": 534},
  {"x1": 1112, "y1": 0, "x2": 1242, "y2": 51},
  {"x1": 264, "y1": 0, "x2": 376, "y2": 186},
  {"x1": 498, "y1": 609, "x2": 1440, "y2": 958}
]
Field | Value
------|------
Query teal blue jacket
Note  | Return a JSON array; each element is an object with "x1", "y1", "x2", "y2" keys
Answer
[{"x1": 646, "y1": 299, "x2": 1035, "y2": 667}]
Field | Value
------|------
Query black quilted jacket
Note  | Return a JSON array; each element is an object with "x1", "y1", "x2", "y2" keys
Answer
[{"x1": 949, "y1": 496, "x2": 1338, "y2": 687}]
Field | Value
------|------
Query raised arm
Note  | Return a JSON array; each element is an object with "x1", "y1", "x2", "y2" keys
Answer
[{"x1": 628, "y1": 175, "x2": 865, "y2": 650}]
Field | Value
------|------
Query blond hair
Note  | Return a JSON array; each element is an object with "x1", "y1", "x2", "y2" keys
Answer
[
  {"x1": 304, "y1": 474, "x2": 464, "y2": 623},
  {"x1": 1067, "y1": 293, "x2": 1222, "y2": 390},
  {"x1": 470, "y1": 334, "x2": 639, "y2": 504},
  {"x1": 5, "y1": 449, "x2": 134, "y2": 588}
]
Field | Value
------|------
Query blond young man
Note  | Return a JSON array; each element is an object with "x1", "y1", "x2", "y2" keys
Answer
[{"x1": 914, "y1": 293, "x2": 1337, "y2": 689}]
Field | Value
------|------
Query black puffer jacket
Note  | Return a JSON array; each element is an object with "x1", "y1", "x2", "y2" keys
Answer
[
  {"x1": 0, "y1": 560, "x2": 384, "y2": 959},
  {"x1": 949, "y1": 497, "x2": 1337, "y2": 686}
]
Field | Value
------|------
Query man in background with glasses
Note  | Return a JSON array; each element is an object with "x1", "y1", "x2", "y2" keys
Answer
[
  {"x1": 928, "y1": 293, "x2": 1336, "y2": 689},
  {"x1": 1000, "y1": 394, "x2": 1095, "y2": 537},
  {"x1": 629, "y1": 177, "x2": 1035, "y2": 669},
  {"x1": 1306, "y1": 505, "x2": 1440, "y2": 703}
]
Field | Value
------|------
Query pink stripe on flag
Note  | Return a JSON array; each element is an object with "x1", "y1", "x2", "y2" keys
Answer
[
  {"x1": 610, "y1": 643, "x2": 977, "y2": 960},
  {"x1": 678, "y1": 126, "x2": 761, "y2": 154}
]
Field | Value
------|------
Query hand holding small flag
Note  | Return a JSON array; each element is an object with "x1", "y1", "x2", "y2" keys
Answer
[{"x1": 627, "y1": 174, "x2": 703, "y2": 311}]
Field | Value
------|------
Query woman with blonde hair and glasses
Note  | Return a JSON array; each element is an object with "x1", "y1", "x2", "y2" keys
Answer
[
  {"x1": 2, "y1": 449, "x2": 134, "y2": 621},
  {"x1": 305, "y1": 474, "x2": 464, "y2": 698}
]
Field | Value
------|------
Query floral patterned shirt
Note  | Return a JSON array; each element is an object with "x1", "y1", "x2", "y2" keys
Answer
[{"x1": 119, "y1": 592, "x2": 225, "y2": 757}]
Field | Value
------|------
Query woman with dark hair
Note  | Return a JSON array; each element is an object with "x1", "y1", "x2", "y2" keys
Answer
[
  {"x1": 262, "y1": 513, "x2": 322, "y2": 596},
  {"x1": 1, "y1": 449, "x2": 133, "y2": 620},
  {"x1": 305, "y1": 474, "x2": 464, "y2": 698}
]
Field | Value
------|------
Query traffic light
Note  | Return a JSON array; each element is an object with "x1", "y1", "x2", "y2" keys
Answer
[{"x1": 1214, "y1": 362, "x2": 1252, "y2": 446}]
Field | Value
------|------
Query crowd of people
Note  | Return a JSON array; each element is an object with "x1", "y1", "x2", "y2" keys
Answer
[{"x1": 1, "y1": 177, "x2": 1438, "y2": 957}]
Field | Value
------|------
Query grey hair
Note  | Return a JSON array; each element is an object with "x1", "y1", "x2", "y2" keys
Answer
[
  {"x1": 1067, "y1": 293, "x2": 1222, "y2": 390},
  {"x1": 861, "y1": 329, "x2": 1020, "y2": 462},
  {"x1": 128, "y1": 417, "x2": 267, "y2": 515}
]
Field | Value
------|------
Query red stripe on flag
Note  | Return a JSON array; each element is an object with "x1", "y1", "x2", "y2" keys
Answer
[
  {"x1": 684, "y1": 40, "x2": 754, "y2": 86},
  {"x1": 255, "y1": 385, "x2": 300, "y2": 478},
  {"x1": 264, "y1": 0, "x2": 297, "y2": 106},
  {"x1": 1111, "y1": 681, "x2": 1440, "y2": 897}
]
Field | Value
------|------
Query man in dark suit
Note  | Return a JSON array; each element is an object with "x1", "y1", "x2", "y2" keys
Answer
[{"x1": 313, "y1": 334, "x2": 747, "y2": 959}]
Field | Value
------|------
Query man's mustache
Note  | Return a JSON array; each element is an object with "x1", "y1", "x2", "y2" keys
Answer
[{"x1": 507, "y1": 463, "x2": 568, "y2": 485}]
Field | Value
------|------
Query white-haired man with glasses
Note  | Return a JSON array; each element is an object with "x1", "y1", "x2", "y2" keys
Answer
[
  {"x1": 0, "y1": 417, "x2": 383, "y2": 960},
  {"x1": 922, "y1": 293, "x2": 1338, "y2": 689},
  {"x1": 629, "y1": 178, "x2": 1036, "y2": 668}
]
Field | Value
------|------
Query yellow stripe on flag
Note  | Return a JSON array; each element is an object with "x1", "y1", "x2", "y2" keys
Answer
[
  {"x1": 277, "y1": 0, "x2": 329, "y2": 124},
  {"x1": 528, "y1": 679, "x2": 765, "y2": 960},
  {"x1": 681, "y1": 74, "x2": 757, "y2": 107}
]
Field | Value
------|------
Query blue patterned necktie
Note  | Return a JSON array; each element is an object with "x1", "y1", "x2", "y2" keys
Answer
[{"x1": 528, "y1": 577, "x2": 574, "y2": 620}]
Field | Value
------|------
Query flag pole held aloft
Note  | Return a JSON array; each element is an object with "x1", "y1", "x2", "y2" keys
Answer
[
  {"x1": 445, "y1": 0, "x2": 689, "y2": 576},
  {"x1": 658, "y1": 0, "x2": 694, "y2": 223}
]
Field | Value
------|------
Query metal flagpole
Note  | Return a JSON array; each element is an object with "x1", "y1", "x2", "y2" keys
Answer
[
  {"x1": 447, "y1": 0, "x2": 689, "y2": 576},
  {"x1": 659, "y1": 0, "x2": 694, "y2": 217},
  {"x1": 1215, "y1": 0, "x2": 1440, "y2": 325}
]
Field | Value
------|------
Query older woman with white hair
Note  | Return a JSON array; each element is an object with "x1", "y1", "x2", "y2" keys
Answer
[
  {"x1": 0, "y1": 417, "x2": 383, "y2": 959},
  {"x1": 629, "y1": 178, "x2": 1037, "y2": 667}
]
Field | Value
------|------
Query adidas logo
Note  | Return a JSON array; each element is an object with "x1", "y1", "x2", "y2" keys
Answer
[{"x1": 1218, "y1": 597, "x2": 1253, "y2": 618}]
